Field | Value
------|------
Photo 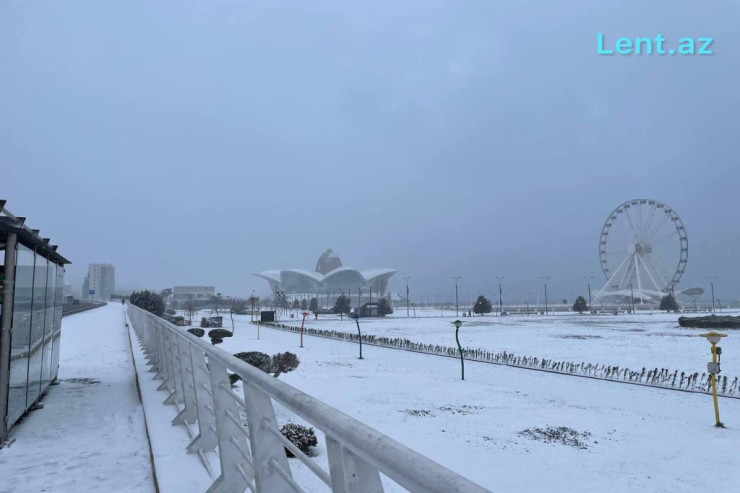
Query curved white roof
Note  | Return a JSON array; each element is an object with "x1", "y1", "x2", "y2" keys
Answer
[{"x1": 255, "y1": 267, "x2": 398, "y2": 290}]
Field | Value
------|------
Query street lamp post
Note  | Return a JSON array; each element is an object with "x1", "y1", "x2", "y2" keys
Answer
[
  {"x1": 705, "y1": 276, "x2": 718, "y2": 312},
  {"x1": 351, "y1": 313, "x2": 363, "y2": 359},
  {"x1": 582, "y1": 276, "x2": 593, "y2": 312},
  {"x1": 496, "y1": 276, "x2": 505, "y2": 316},
  {"x1": 250, "y1": 290, "x2": 256, "y2": 322},
  {"x1": 452, "y1": 277, "x2": 461, "y2": 317},
  {"x1": 540, "y1": 276, "x2": 550, "y2": 315},
  {"x1": 300, "y1": 311, "x2": 308, "y2": 348},
  {"x1": 452, "y1": 320, "x2": 465, "y2": 380},
  {"x1": 699, "y1": 331, "x2": 727, "y2": 427},
  {"x1": 630, "y1": 284, "x2": 635, "y2": 314},
  {"x1": 403, "y1": 276, "x2": 411, "y2": 318}
]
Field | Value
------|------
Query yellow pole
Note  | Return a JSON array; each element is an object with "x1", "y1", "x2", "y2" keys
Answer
[{"x1": 711, "y1": 344, "x2": 722, "y2": 427}]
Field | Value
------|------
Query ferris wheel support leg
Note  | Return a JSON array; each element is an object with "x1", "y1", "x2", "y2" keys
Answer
[
  {"x1": 594, "y1": 254, "x2": 632, "y2": 304},
  {"x1": 634, "y1": 253, "x2": 644, "y2": 304},
  {"x1": 638, "y1": 255, "x2": 664, "y2": 294}
]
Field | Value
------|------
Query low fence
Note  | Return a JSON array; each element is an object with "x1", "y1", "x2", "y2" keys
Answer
[
  {"x1": 260, "y1": 322, "x2": 739, "y2": 400},
  {"x1": 127, "y1": 304, "x2": 489, "y2": 493}
]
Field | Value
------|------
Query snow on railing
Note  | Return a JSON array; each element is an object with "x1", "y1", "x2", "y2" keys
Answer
[
  {"x1": 126, "y1": 304, "x2": 489, "y2": 493},
  {"x1": 260, "y1": 321, "x2": 739, "y2": 400}
]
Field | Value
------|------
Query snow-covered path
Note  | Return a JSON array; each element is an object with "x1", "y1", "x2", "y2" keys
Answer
[{"x1": 0, "y1": 304, "x2": 154, "y2": 493}]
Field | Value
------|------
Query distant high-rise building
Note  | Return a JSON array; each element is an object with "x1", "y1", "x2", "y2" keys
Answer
[{"x1": 82, "y1": 263, "x2": 115, "y2": 300}]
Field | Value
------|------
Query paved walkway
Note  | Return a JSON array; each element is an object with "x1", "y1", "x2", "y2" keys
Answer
[{"x1": 0, "y1": 304, "x2": 154, "y2": 493}]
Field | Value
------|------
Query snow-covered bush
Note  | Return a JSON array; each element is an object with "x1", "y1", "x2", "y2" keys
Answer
[
  {"x1": 234, "y1": 351, "x2": 271, "y2": 372},
  {"x1": 270, "y1": 352, "x2": 300, "y2": 377},
  {"x1": 229, "y1": 352, "x2": 270, "y2": 384},
  {"x1": 187, "y1": 328, "x2": 205, "y2": 338},
  {"x1": 208, "y1": 329, "x2": 232, "y2": 345},
  {"x1": 280, "y1": 423, "x2": 317, "y2": 457},
  {"x1": 229, "y1": 351, "x2": 300, "y2": 384}
]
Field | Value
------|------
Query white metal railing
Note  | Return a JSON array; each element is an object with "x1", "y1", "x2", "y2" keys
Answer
[{"x1": 127, "y1": 304, "x2": 490, "y2": 493}]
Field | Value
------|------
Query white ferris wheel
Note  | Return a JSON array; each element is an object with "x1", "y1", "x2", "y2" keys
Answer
[{"x1": 594, "y1": 199, "x2": 688, "y2": 304}]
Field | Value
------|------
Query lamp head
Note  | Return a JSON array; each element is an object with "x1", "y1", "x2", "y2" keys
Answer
[
  {"x1": 302, "y1": 311, "x2": 309, "y2": 317},
  {"x1": 699, "y1": 331, "x2": 727, "y2": 345},
  {"x1": 452, "y1": 319, "x2": 463, "y2": 329}
]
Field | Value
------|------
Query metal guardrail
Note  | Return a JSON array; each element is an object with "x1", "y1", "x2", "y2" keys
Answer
[
  {"x1": 62, "y1": 300, "x2": 107, "y2": 317},
  {"x1": 127, "y1": 304, "x2": 490, "y2": 493}
]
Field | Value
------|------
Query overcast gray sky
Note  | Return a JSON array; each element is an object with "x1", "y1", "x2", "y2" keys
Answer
[{"x1": 2, "y1": 1, "x2": 739, "y2": 304}]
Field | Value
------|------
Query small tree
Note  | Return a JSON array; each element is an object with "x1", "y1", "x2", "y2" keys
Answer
[
  {"x1": 572, "y1": 296, "x2": 588, "y2": 314},
  {"x1": 231, "y1": 351, "x2": 300, "y2": 383},
  {"x1": 270, "y1": 352, "x2": 301, "y2": 377},
  {"x1": 231, "y1": 300, "x2": 247, "y2": 314},
  {"x1": 333, "y1": 295, "x2": 351, "y2": 315},
  {"x1": 292, "y1": 299, "x2": 300, "y2": 309},
  {"x1": 209, "y1": 294, "x2": 224, "y2": 316},
  {"x1": 300, "y1": 299, "x2": 308, "y2": 310},
  {"x1": 129, "y1": 290, "x2": 165, "y2": 317},
  {"x1": 248, "y1": 294, "x2": 259, "y2": 313},
  {"x1": 184, "y1": 299, "x2": 196, "y2": 323},
  {"x1": 378, "y1": 296, "x2": 393, "y2": 316},
  {"x1": 309, "y1": 297, "x2": 319, "y2": 313},
  {"x1": 234, "y1": 351, "x2": 272, "y2": 372},
  {"x1": 231, "y1": 351, "x2": 271, "y2": 385},
  {"x1": 277, "y1": 292, "x2": 290, "y2": 309},
  {"x1": 660, "y1": 294, "x2": 679, "y2": 312},
  {"x1": 473, "y1": 295, "x2": 493, "y2": 315}
]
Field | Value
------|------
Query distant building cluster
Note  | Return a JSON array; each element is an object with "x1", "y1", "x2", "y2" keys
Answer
[
  {"x1": 167, "y1": 285, "x2": 216, "y2": 304},
  {"x1": 82, "y1": 263, "x2": 115, "y2": 301}
]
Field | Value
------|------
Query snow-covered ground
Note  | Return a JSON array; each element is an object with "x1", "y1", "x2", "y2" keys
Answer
[
  {"x1": 14, "y1": 305, "x2": 733, "y2": 492},
  {"x1": 0, "y1": 304, "x2": 154, "y2": 493},
  {"x1": 246, "y1": 309, "x2": 740, "y2": 376},
  {"x1": 202, "y1": 322, "x2": 740, "y2": 493}
]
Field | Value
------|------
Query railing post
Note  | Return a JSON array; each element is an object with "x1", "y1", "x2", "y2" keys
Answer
[
  {"x1": 163, "y1": 329, "x2": 185, "y2": 406},
  {"x1": 156, "y1": 325, "x2": 176, "y2": 394},
  {"x1": 326, "y1": 436, "x2": 384, "y2": 493},
  {"x1": 139, "y1": 311, "x2": 160, "y2": 373},
  {"x1": 206, "y1": 357, "x2": 253, "y2": 493},
  {"x1": 172, "y1": 337, "x2": 198, "y2": 425},
  {"x1": 187, "y1": 344, "x2": 218, "y2": 454},
  {"x1": 243, "y1": 381, "x2": 295, "y2": 492},
  {"x1": 153, "y1": 322, "x2": 170, "y2": 383}
]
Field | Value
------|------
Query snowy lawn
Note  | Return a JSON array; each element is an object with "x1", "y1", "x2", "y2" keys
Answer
[
  {"x1": 201, "y1": 322, "x2": 740, "y2": 493},
  {"x1": 0, "y1": 304, "x2": 154, "y2": 493},
  {"x1": 237, "y1": 309, "x2": 740, "y2": 377}
]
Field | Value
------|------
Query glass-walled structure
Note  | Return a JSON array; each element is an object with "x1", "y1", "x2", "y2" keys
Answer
[{"x1": 1, "y1": 201, "x2": 70, "y2": 443}]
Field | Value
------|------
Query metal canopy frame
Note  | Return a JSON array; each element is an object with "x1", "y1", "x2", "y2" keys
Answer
[{"x1": 0, "y1": 201, "x2": 71, "y2": 266}]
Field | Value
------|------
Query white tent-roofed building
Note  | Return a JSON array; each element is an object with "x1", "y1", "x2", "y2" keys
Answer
[{"x1": 255, "y1": 249, "x2": 397, "y2": 307}]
